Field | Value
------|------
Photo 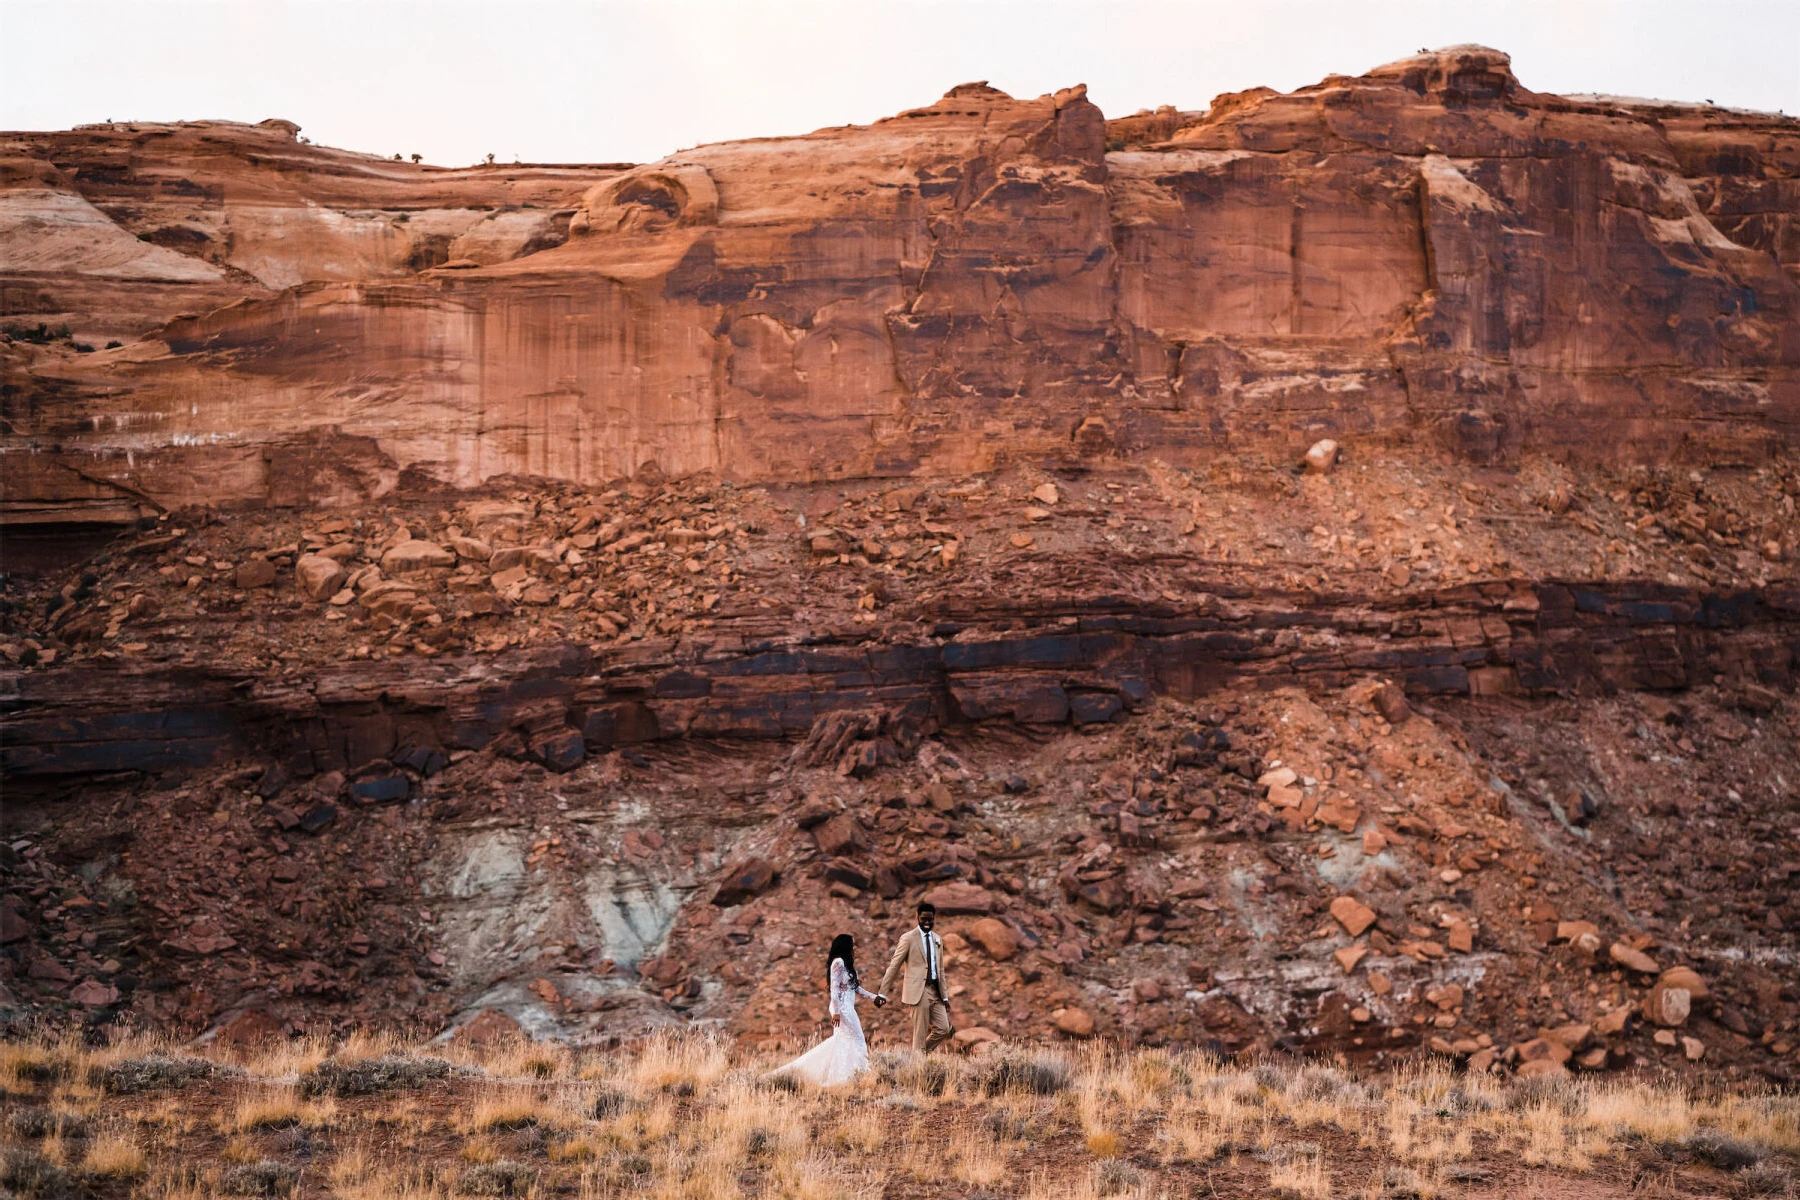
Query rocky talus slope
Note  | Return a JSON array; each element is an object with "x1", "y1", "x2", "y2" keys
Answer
[{"x1": 1, "y1": 48, "x2": 1798, "y2": 1086}]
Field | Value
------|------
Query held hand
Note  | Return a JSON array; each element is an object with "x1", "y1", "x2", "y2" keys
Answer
[{"x1": 873, "y1": 994, "x2": 888, "y2": 1008}]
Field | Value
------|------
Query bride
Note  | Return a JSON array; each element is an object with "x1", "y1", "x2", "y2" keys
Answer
[{"x1": 775, "y1": 933, "x2": 884, "y2": 1086}]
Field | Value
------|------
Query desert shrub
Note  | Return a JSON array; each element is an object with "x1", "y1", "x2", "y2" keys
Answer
[
  {"x1": 1289, "y1": 1066, "x2": 1364, "y2": 1105},
  {"x1": 760, "y1": 1070, "x2": 802, "y2": 1094},
  {"x1": 5, "y1": 1106, "x2": 88, "y2": 1139},
  {"x1": 457, "y1": 1160, "x2": 537, "y2": 1196},
  {"x1": 1738, "y1": 1161, "x2": 1794, "y2": 1196},
  {"x1": 981, "y1": 1108, "x2": 1030, "y2": 1140},
  {"x1": 1442, "y1": 1085, "x2": 1500, "y2": 1115},
  {"x1": 266, "y1": 1126, "x2": 314, "y2": 1158},
  {"x1": 1252, "y1": 1063, "x2": 1287, "y2": 1091},
  {"x1": 301, "y1": 1054, "x2": 454, "y2": 1097},
  {"x1": 1379, "y1": 1164, "x2": 1433, "y2": 1199},
  {"x1": 219, "y1": 1159, "x2": 300, "y2": 1197},
  {"x1": 0, "y1": 1149, "x2": 76, "y2": 1200},
  {"x1": 983, "y1": 1051, "x2": 1069, "y2": 1097},
  {"x1": 1689, "y1": 1129, "x2": 1764, "y2": 1171},
  {"x1": 894, "y1": 1055, "x2": 951, "y2": 1096},
  {"x1": 1095, "y1": 1158, "x2": 1144, "y2": 1196},
  {"x1": 743, "y1": 1126, "x2": 777, "y2": 1158},
  {"x1": 590, "y1": 1085, "x2": 628, "y2": 1118},
  {"x1": 1441, "y1": 1164, "x2": 1493, "y2": 1184},
  {"x1": 91, "y1": 1053, "x2": 226, "y2": 1094},
  {"x1": 1508, "y1": 1074, "x2": 1581, "y2": 1114}
]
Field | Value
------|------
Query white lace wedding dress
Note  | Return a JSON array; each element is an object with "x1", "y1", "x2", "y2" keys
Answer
[{"x1": 776, "y1": 958, "x2": 877, "y2": 1086}]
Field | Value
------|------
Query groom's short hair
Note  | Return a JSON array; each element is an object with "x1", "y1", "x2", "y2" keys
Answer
[{"x1": 916, "y1": 901, "x2": 936, "y2": 916}]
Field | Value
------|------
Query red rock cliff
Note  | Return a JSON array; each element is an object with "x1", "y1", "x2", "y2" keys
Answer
[{"x1": 3, "y1": 46, "x2": 1797, "y2": 529}]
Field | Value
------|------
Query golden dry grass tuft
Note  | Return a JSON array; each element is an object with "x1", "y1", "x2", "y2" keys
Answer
[
  {"x1": 81, "y1": 1127, "x2": 148, "y2": 1178},
  {"x1": 1269, "y1": 1153, "x2": 1331, "y2": 1200}
]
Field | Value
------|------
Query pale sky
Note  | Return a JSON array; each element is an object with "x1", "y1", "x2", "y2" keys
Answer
[{"x1": 3, "y1": 0, "x2": 1795, "y2": 167}]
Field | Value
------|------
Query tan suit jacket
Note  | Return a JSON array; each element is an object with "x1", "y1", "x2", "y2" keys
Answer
[{"x1": 881, "y1": 926, "x2": 947, "y2": 1007}]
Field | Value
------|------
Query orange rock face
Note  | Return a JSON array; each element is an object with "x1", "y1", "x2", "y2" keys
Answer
[{"x1": 3, "y1": 45, "x2": 1797, "y2": 530}]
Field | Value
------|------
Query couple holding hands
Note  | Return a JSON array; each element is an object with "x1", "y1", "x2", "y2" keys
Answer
[{"x1": 777, "y1": 900, "x2": 955, "y2": 1087}]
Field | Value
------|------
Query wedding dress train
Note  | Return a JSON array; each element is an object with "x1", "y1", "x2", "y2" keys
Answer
[{"x1": 775, "y1": 958, "x2": 877, "y2": 1086}]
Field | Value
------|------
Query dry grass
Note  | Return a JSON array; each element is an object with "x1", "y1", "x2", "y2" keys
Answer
[
  {"x1": 461, "y1": 1084, "x2": 573, "y2": 1133},
  {"x1": 0, "y1": 1027, "x2": 1794, "y2": 1199},
  {"x1": 225, "y1": 1086, "x2": 338, "y2": 1132},
  {"x1": 1270, "y1": 1152, "x2": 1331, "y2": 1199}
]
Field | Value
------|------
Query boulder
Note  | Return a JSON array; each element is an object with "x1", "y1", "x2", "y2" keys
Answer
[
  {"x1": 209, "y1": 1008, "x2": 287, "y2": 1047},
  {"x1": 921, "y1": 882, "x2": 994, "y2": 915},
  {"x1": 1052, "y1": 1006, "x2": 1096, "y2": 1038},
  {"x1": 1303, "y1": 438, "x2": 1340, "y2": 473},
  {"x1": 531, "y1": 730, "x2": 586, "y2": 774},
  {"x1": 793, "y1": 798, "x2": 839, "y2": 830},
  {"x1": 381, "y1": 541, "x2": 456, "y2": 572},
  {"x1": 1544, "y1": 1023, "x2": 1592, "y2": 1051},
  {"x1": 1642, "y1": 982, "x2": 1693, "y2": 1027},
  {"x1": 347, "y1": 770, "x2": 409, "y2": 805},
  {"x1": 812, "y1": 813, "x2": 864, "y2": 857},
  {"x1": 453, "y1": 1008, "x2": 527, "y2": 1047},
  {"x1": 1655, "y1": 965, "x2": 1708, "y2": 1001},
  {"x1": 69, "y1": 978, "x2": 119, "y2": 1007},
  {"x1": 1075, "y1": 877, "x2": 1129, "y2": 914},
  {"x1": 953, "y1": 1026, "x2": 1003, "y2": 1054},
  {"x1": 447, "y1": 535, "x2": 492, "y2": 561},
  {"x1": 1608, "y1": 942, "x2": 1660, "y2": 974},
  {"x1": 236, "y1": 559, "x2": 277, "y2": 588},
  {"x1": 29, "y1": 957, "x2": 74, "y2": 982},
  {"x1": 712, "y1": 858, "x2": 777, "y2": 906},
  {"x1": 1329, "y1": 895, "x2": 1378, "y2": 937},
  {"x1": 1594, "y1": 1007, "x2": 1631, "y2": 1037},
  {"x1": 0, "y1": 904, "x2": 30, "y2": 944},
  {"x1": 965, "y1": 917, "x2": 1018, "y2": 961},
  {"x1": 823, "y1": 861, "x2": 871, "y2": 891},
  {"x1": 295, "y1": 553, "x2": 349, "y2": 601},
  {"x1": 1256, "y1": 766, "x2": 1298, "y2": 789},
  {"x1": 1267, "y1": 784, "x2": 1304, "y2": 808},
  {"x1": 1372, "y1": 683, "x2": 1412, "y2": 725},
  {"x1": 490, "y1": 545, "x2": 561, "y2": 571},
  {"x1": 1515, "y1": 1036, "x2": 1571, "y2": 1066}
]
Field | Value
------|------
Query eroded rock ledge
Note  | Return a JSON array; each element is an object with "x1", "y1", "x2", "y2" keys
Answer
[{"x1": 7, "y1": 577, "x2": 1794, "y2": 781}]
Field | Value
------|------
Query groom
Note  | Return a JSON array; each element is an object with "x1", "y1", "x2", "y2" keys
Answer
[{"x1": 877, "y1": 900, "x2": 953, "y2": 1053}]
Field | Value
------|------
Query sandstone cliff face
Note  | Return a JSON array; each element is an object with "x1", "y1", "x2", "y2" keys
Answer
[{"x1": 3, "y1": 47, "x2": 1798, "y2": 526}]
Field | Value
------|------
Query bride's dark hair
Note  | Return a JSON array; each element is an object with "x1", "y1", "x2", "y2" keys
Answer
[{"x1": 827, "y1": 933, "x2": 857, "y2": 989}]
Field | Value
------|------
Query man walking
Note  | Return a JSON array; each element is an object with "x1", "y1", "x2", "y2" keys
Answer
[{"x1": 878, "y1": 900, "x2": 953, "y2": 1053}]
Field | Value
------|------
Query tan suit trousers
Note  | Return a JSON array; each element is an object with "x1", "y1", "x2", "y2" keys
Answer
[{"x1": 909, "y1": 991, "x2": 952, "y2": 1053}]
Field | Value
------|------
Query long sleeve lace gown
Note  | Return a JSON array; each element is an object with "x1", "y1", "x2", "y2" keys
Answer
[{"x1": 776, "y1": 958, "x2": 877, "y2": 1086}]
